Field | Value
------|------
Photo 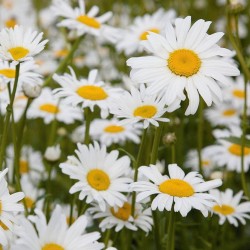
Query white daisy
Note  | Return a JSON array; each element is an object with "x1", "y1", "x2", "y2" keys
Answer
[
  {"x1": 210, "y1": 189, "x2": 250, "y2": 227},
  {"x1": 109, "y1": 84, "x2": 172, "y2": 129},
  {"x1": 28, "y1": 87, "x2": 83, "y2": 124},
  {"x1": 0, "y1": 25, "x2": 48, "y2": 62},
  {"x1": 0, "y1": 168, "x2": 24, "y2": 246},
  {"x1": 53, "y1": 67, "x2": 121, "y2": 118},
  {"x1": 12, "y1": 205, "x2": 104, "y2": 250},
  {"x1": 131, "y1": 164, "x2": 222, "y2": 217},
  {"x1": 90, "y1": 118, "x2": 142, "y2": 146},
  {"x1": 88, "y1": 198, "x2": 153, "y2": 233},
  {"x1": 51, "y1": 0, "x2": 118, "y2": 42},
  {"x1": 127, "y1": 16, "x2": 240, "y2": 115},
  {"x1": 116, "y1": 9, "x2": 176, "y2": 55},
  {"x1": 60, "y1": 142, "x2": 132, "y2": 211}
]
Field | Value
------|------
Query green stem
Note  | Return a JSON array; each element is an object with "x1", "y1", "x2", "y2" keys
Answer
[
  {"x1": 166, "y1": 204, "x2": 175, "y2": 250},
  {"x1": 48, "y1": 117, "x2": 58, "y2": 146},
  {"x1": 46, "y1": 163, "x2": 53, "y2": 219},
  {"x1": 104, "y1": 229, "x2": 111, "y2": 248},
  {"x1": 0, "y1": 63, "x2": 20, "y2": 169},
  {"x1": 84, "y1": 107, "x2": 92, "y2": 145},
  {"x1": 171, "y1": 145, "x2": 176, "y2": 164},
  {"x1": 197, "y1": 100, "x2": 204, "y2": 175},
  {"x1": 131, "y1": 128, "x2": 148, "y2": 216},
  {"x1": 43, "y1": 36, "x2": 84, "y2": 87}
]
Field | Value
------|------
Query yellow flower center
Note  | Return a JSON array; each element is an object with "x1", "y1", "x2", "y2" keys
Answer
[
  {"x1": 76, "y1": 85, "x2": 108, "y2": 101},
  {"x1": 42, "y1": 243, "x2": 64, "y2": 250},
  {"x1": 8, "y1": 47, "x2": 29, "y2": 61},
  {"x1": 133, "y1": 105, "x2": 157, "y2": 118},
  {"x1": 111, "y1": 202, "x2": 131, "y2": 221},
  {"x1": 232, "y1": 89, "x2": 244, "y2": 99},
  {"x1": 0, "y1": 221, "x2": 9, "y2": 231},
  {"x1": 66, "y1": 216, "x2": 75, "y2": 225},
  {"x1": 54, "y1": 49, "x2": 69, "y2": 58},
  {"x1": 222, "y1": 109, "x2": 236, "y2": 116},
  {"x1": 228, "y1": 144, "x2": 250, "y2": 156},
  {"x1": 139, "y1": 28, "x2": 160, "y2": 40},
  {"x1": 39, "y1": 104, "x2": 59, "y2": 114},
  {"x1": 24, "y1": 197, "x2": 34, "y2": 209},
  {"x1": 202, "y1": 160, "x2": 210, "y2": 167},
  {"x1": 5, "y1": 18, "x2": 17, "y2": 28},
  {"x1": 104, "y1": 125, "x2": 125, "y2": 133},
  {"x1": 159, "y1": 179, "x2": 194, "y2": 197},
  {"x1": 0, "y1": 69, "x2": 16, "y2": 78},
  {"x1": 87, "y1": 169, "x2": 110, "y2": 191},
  {"x1": 213, "y1": 204, "x2": 235, "y2": 215},
  {"x1": 168, "y1": 49, "x2": 201, "y2": 77},
  {"x1": 76, "y1": 15, "x2": 101, "y2": 29},
  {"x1": 19, "y1": 160, "x2": 29, "y2": 174}
]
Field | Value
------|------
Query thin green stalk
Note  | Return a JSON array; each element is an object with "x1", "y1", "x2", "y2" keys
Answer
[
  {"x1": 43, "y1": 36, "x2": 84, "y2": 87},
  {"x1": 84, "y1": 107, "x2": 92, "y2": 145},
  {"x1": 131, "y1": 128, "x2": 148, "y2": 217},
  {"x1": 46, "y1": 163, "x2": 53, "y2": 219},
  {"x1": 171, "y1": 145, "x2": 176, "y2": 164},
  {"x1": 0, "y1": 63, "x2": 20, "y2": 169},
  {"x1": 47, "y1": 117, "x2": 58, "y2": 146},
  {"x1": 104, "y1": 229, "x2": 111, "y2": 248},
  {"x1": 69, "y1": 192, "x2": 76, "y2": 225},
  {"x1": 197, "y1": 100, "x2": 204, "y2": 175},
  {"x1": 166, "y1": 204, "x2": 175, "y2": 250}
]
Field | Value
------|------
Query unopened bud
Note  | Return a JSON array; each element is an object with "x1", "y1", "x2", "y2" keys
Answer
[
  {"x1": 44, "y1": 144, "x2": 61, "y2": 162},
  {"x1": 22, "y1": 82, "x2": 42, "y2": 98},
  {"x1": 162, "y1": 133, "x2": 176, "y2": 145}
]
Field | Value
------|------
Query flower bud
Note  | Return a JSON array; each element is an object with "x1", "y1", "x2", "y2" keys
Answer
[
  {"x1": 44, "y1": 144, "x2": 61, "y2": 162},
  {"x1": 22, "y1": 82, "x2": 42, "y2": 98}
]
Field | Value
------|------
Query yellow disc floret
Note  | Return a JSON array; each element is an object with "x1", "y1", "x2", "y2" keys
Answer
[
  {"x1": 87, "y1": 169, "x2": 110, "y2": 191},
  {"x1": 133, "y1": 105, "x2": 157, "y2": 118},
  {"x1": 76, "y1": 85, "x2": 108, "y2": 101}
]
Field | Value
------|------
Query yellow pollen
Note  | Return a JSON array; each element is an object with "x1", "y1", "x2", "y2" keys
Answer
[
  {"x1": 66, "y1": 216, "x2": 75, "y2": 225},
  {"x1": 228, "y1": 144, "x2": 250, "y2": 156},
  {"x1": 42, "y1": 243, "x2": 64, "y2": 250},
  {"x1": 76, "y1": 15, "x2": 101, "y2": 29},
  {"x1": 213, "y1": 204, "x2": 235, "y2": 215},
  {"x1": 8, "y1": 47, "x2": 29, "y2": 61},
  {"x1": 0, "y1": 221, "x2": 9, "y2": 231},
  {"x1": 76, "y1": 85, "x2": 108, "y2": 101},
  {"x1": 19, "y1": 160, "x2": 29, "y2": 174},
  {"x1": 39, "y1": 104, "x2": 59, "y2": 114},
  {"x1": 222, "y1": 109, "x2": 236, "y2": 116},
  {"x1": 168, "y1": 49, "x2": 201, "y2": 77},
  {"x1": 133, "y1": 105, "x2": 157, "y2": 118},
  {"x1": 0, "y1": 69, "x2": 16, "y2": 78},
  {"x1": 202, "y1": 160, "x2": 210, "y2": 166},
  {"x1": 5, "y1": 18, "x2": 17, "y2": 28},
  {"x1": 111, "y1": 202, "x2": 131, "y2": 221},
  {"x1": 54, "y1": 49, "x2": 69, "y2": 58},
  {"x1": 24, "y1": 197, "x2": 34, "y2": 209},
  {"x1": 233, "y1": 89, "x2": 245, "y2": 98},
  {"x1": 139, "y1": 28, "x2": 160, "y2": 40},
  {"x1": 159, "y1": 179, "x2": 194, "y2": 197},
  {"x1": 104, "y1": 125, "x2": 125, "y2": 133},
  {"x1": 87, "y1": 169, "x2": 110, "y2": 191}
]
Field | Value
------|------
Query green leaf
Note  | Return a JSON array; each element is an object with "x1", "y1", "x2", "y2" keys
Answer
[{"x1": 221, "y1": 136, "x2": 250, "y2": 147}]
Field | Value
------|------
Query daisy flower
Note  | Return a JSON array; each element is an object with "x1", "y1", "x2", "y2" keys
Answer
[
  {"x1": 204, "y1": 103, "x2": 241, "y2": 127},
  {"x1": 6, "y1": 145, "x2": 45, "y2": 184},
  {"x1": 60, "y1": 142, "x2": 132, "y2": 211},
  {"x1": 88, "y1": 198, "x2": 153, "y2": 233},
  {"x1": 131, "y1": 164, "x2": 222, "y2": 217},
  {"x1": 28, "y1": 87, "x2": 82, "y2": 124},
  {"x1": 0, "y1": 25, "x2": 48, "y2": 62},
  {"x1": 116, "y1": 9, "x2": 176, "y2": 55},
  {"x1": 90, "y1": 118, "x2": 142, "y2": 146},
  {"x1": 0, "y1": 168, "x2": 24, "y2": 246},
  {"x1": 109, "y1": 84, "x2": 172, "y2": 129},
  {"x1": 51, "y1": 0, "x2": 118, "y2": 42},
  {"x1": 210, "y1": 189, "x2": 250, "y2": 227},
  {"x1": 0, "y1": 60, "x2": 42, "y2": 88},
  {"x1": 127, "y1": 16, "x2": 240, "y2": 115},
  {"x1": 12, "y1": 205, "x2": 104, "y2": 250},
  {"x1": 53, "y1": 67, "x2": 121, "y2": 118}
]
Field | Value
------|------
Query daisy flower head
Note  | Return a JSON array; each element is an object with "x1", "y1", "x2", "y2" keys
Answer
[
  {"x1": 13, "y1": 205, "x2": 104, "y2": 250},
  {"x1": 0, "y1": 25, "x2": 48, "y2": 62},
  {"x1": 210, "y1": 189, "x2": 250, "y2": 227},
  {"x1": 28, "y1": 87, "x2": 82, "y2": 124},
  {"x1": 88, "y1": 198, "x2": 153, "y2": 233},
  {"x1": 53, "y1": 67, "x2": 121, "y2": 118},
  {"x1": 90, "y1": 118, "x2": 143, "y2": 146},
  {"x1": 51, "y1": 0, "x2": 118, "y2": 43},
  {"x1": 60, "y1": 141, "x2": 132, "y2": 211},
  {"x1": 127, "y1": 16, "x2": 240, "y2": 115},
  {"x1": 0, "y1": 168, "x2": 24, "y2": 246},
  {"x1": 116, "y1": 9, "x2": 176, "y2": 55},
  {"x1": 109, "y1": 84, "x2": 173, "y2": 129},
  {"x1": 132, "y1": 164, "x2": 222, "y2": 217}
]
